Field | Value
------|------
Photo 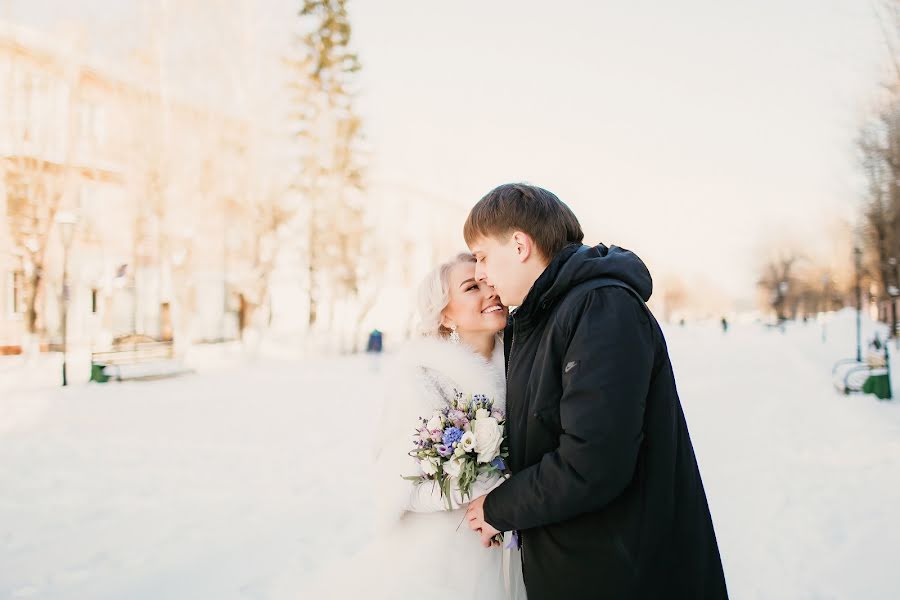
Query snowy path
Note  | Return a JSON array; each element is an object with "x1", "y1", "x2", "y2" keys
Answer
[
  {"x1": 1, "y1": 356, "x2": 378, "y2": 599},
  {"x1": 1, "y1": 317, "x2": 899, "y2": 599},
  {"x1": 667, "y1": 323, "x2": 900, "y2": 600}
]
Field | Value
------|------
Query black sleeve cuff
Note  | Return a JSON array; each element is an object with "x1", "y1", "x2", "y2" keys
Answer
[{"x1": 483, "y1": 487, "x2": 512, "y2": 532}]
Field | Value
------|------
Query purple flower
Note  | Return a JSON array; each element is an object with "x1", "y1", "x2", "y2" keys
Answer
[
  {"x1": 491, "y1": 456, "x2": 506, "y2": 471},
  {"x1": 442, "y1": 426, "x2": 464, "y2": 447},
  {"x1": 491, "y1": 411, "x2": 504, "y2": 421},
  {"x1": 435, "y1": 443, "x2": 453, "y2": 457}
]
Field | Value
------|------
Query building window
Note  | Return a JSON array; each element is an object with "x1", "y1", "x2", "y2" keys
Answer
[
  {"x1": 6, "y1": 271, "x2": 26, "y2": 316},
  {"x1": 78, "y1": 102, "x2": 107, "y2": 149},
  {"x1": 91, "y1": 288, "x2": 99, "y2": 314}
]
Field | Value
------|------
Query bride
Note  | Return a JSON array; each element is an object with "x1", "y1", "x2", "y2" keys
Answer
[{"x1": 303, "y1": 252, "x2": 525, "y2": 599}]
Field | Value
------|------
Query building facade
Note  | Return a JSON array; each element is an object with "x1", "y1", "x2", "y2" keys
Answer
[{"x1": 0, "y1": 21, "x2": 253, "y2": 353}]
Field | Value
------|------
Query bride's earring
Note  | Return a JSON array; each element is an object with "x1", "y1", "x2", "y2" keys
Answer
[{"x1": 449, "y1": 324, "x2": 460, "y2": 344}]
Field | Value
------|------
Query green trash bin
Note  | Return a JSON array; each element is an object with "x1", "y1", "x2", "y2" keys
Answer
[
  {"x1": 90, "y1": 363, "x2": 110, "y2": 383},
  {"x1": 863, "y1": 373, "x2": 892, "y2": 400}
]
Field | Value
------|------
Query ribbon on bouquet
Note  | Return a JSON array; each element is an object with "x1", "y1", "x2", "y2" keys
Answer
[{"x1": 505, "y1": 530, "x2": 520, "y2": 550}]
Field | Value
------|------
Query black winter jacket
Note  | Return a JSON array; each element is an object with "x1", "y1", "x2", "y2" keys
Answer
[{"x1": 482, "y1": 243, "x2": 727, "y2": 600}]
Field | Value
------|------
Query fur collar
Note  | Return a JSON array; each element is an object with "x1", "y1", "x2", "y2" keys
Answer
[{"x1": 398, "y1": 336, "x2": 505, "y2": 400}]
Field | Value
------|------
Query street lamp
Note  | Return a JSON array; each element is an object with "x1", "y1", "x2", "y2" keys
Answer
[
  {"x1": 56, "y1": 211, "x2": 77, "y2": 387},
  {"x1": 889, "y1": 257, "x2": 900, "y2": 341},
  {"x1": 169, "y1": 232, "x2": 191, "y2": 350},
  {"x1": 854, "y1": 246, "x2": 863, "y2": 363}
]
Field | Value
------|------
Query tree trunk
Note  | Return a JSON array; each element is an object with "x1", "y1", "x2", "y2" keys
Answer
[
  {"x1": 26, "y1": 267, "x2": 43, "y2": 336},
  {"x1": 308, "y1": 262, "x2": 318, "y2": 328}
]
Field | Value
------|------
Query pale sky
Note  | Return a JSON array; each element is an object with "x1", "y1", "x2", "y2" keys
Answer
[{"x1": 9, "y1": 0, "x2": 891, "y2": 305}]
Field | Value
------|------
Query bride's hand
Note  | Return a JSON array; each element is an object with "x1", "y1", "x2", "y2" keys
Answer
[{"x1": 466, "y1": 495, "x2": 502, "y2": 547}]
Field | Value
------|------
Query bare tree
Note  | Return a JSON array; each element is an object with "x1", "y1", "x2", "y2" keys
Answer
[
  {"x1": 120, "y1": 0, "x2": 298, "y2": 342},
  {"x1": 856, "y1": 0, "x2": 900, "y2": 331},
  {"x1": 2, "y1": 43, "x2": 81, "y2": 343},
  {"x1": 289, "y1": 0, "x2": 368, "y2": 337},
  {"x1": 205, "y1": 1, "x2": 298, "y2": 341},
  {"x1": 758, "y1": 248, "x2": 803, "y2": 322},
  {"x1": 658, "y1": 275, "x2": 688, "y2": 323}
]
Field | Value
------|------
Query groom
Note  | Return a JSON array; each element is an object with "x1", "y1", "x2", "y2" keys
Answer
[{"x1": 463, "y1": 184, "x2": 728, "y2": 599}]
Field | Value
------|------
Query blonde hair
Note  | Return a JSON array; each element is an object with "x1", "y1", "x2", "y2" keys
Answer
[{"x1": 416, "y1": 252, "x2": 477, "y2": 338}]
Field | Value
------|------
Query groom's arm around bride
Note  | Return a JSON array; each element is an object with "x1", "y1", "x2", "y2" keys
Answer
[{"x1": 463, "y1": 183, "x2": 727, "y2": 600}]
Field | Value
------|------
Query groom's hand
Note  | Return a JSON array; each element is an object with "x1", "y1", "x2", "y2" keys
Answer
[{"x1": 466, "y1": 496, "x2": 500, "y2": 548}]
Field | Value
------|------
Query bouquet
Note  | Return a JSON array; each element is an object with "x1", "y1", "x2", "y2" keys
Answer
[{"x1": 405, "y1": 392, "x2": 508, "y2": 514}]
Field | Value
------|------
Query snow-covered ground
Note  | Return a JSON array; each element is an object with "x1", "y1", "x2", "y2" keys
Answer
[{"x1": 2, "y1": 311, "x2": 899, "y2": 599}]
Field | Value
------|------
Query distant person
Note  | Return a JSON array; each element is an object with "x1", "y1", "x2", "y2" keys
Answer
[
  {"x1": 871, "y1": 332, "x2": 883, "y2": 351},
  {"x1": 721, "y1": 317, "x2": 729, "y2": 333},
  {"x1": 366, "y1": 329, "x2": 383, "y2": 353}
]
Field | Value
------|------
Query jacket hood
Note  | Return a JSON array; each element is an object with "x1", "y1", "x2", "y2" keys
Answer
[{"x1": 516, "y1": 243, "x2": 653, "y2": 324}]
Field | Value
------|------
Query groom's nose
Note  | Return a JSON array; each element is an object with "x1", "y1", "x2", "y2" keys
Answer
[{"x1": 474, "y1": 262, "x2": 488, "y2": 283}]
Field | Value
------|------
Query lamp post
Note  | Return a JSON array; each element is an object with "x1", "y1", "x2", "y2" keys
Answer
[
  {"x1": 854, "y1": 246, "x2": 863, "y2": 363},
  {"x1": 56, "y1": 212, "x2": 77, "y2": 387},
  {"x1": 821, "y1": 274, "x2": 830, "y2": 343},
  {"x1": 889, "y1": 257, "x2": 900, "y2": 341},
  {"x1": 170, "y1": 233, "x2": 189, "y2": 351}
]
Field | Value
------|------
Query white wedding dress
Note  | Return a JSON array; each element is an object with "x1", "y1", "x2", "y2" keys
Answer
[{"x1": 302, "y1": 336, "x2": 526, "y2": 599}]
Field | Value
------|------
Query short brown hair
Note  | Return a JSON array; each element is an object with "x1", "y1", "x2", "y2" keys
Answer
[{"x1": 463, "y1": 183, "x2": 584, "y2": 260}]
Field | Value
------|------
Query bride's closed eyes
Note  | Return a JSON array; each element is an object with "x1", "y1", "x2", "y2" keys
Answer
[{"x1": 460, "y1": 278, "x2": 492, "y2": 294}]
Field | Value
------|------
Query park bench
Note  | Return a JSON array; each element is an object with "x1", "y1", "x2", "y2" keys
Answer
[
  {"x1": 90, "y1": 337, "x2": 192, "y2": 383},
  {"x1": 832, "y1": 340, "x2": 892, "y2": 400}
]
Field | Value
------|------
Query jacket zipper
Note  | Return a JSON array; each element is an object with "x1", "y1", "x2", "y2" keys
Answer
[
  {"x1": 505, "y1": 314, "x2": 516, "y2": 382},
  {"x1": 504, "y1": 314, "x2": 522, "y2": 569}
]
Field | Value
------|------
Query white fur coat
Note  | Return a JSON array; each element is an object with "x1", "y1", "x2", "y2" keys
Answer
[
  {"x1": 373, "y1": 335, "x2": 506, "y2": 527},
  {"x1": 300, "y1": 336, "x2": 523, "y2": 600}
]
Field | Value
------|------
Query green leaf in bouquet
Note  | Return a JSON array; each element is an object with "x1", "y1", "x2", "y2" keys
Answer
[
  {"x1": 439, "y1": 474, "x2": 454, "y2": 510},
  {"x1": 457, "y1": 458, "x2": 479, "y2": 502},
  {"x1": 475, "y1": 464, "x2": 494, "y2": 476}
]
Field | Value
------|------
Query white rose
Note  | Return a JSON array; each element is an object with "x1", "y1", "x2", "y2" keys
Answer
[
  {"x1": 420, "y1": 458, "x2": 438, "y2": 476},
  {"x1": 472, "y1": 418, "x2": 503, "y2": 463},
  {"x1": 444, "y1": 457, "x2": 463, "y2": 479},
  {"x1": 459, "y1": 431, "x2": 477, "y2": 453},
  {"x1": 426, "y1": 414, "x2": 444, "y2": 431},
  {"x1": 475, "y1": 408, "x2": 490, "y2": 420}
]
